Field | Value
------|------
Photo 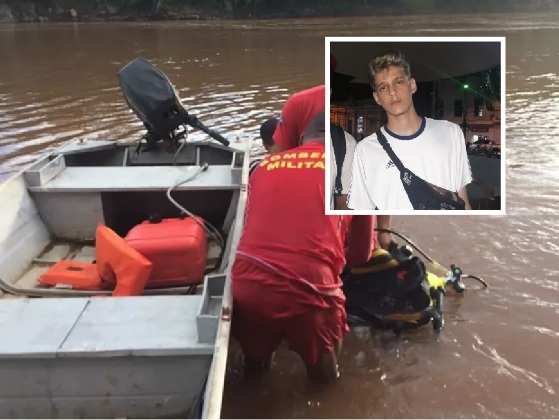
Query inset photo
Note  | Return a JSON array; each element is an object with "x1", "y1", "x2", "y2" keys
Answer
[{"x1": 326, "y1": 37, "x2": 505, "y2": 215}]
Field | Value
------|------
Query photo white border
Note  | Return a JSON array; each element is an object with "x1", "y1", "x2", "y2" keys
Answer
[{"x1": 325, "y1": 36, "x2": 506, "y2": 216}]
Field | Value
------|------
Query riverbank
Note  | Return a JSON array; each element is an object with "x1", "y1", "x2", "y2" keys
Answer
[
  {"x1": 1, "y1": 0, "x2": 559, "y2": 23},
  {"x1": 0, "y1": 1, "x2": 213, "y2": 23}
]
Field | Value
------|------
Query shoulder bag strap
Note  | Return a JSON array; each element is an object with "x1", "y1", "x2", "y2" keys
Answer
[
  {"x1": 331, "y1": 124, "x2": 346, "y2": 195},
  {"x1": 375, "y1": 129, "x2": 407, "y2": 174}
]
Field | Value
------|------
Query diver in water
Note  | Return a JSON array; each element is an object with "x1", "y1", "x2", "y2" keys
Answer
[
  {"x1": 259, "y1": 117, "x2": 278, "y2": 153},
  {"x1": 249, "y1": 117, "x2": 278, "y2": 174}
]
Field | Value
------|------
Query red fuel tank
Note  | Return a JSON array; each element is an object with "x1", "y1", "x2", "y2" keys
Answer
[{"x1": 125, "y1": 217, "x2": 208, "y2": 287}]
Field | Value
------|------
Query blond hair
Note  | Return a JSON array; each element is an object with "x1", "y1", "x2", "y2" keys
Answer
[{"x1": 368, "y1": 51, "x2": 411, "y2": 90}]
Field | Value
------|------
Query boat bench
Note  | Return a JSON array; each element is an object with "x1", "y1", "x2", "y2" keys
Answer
[
  {"x1": 23, "y1": 156, "x2": 243, "y2": 241},
  {"x1": 0, "y1": 295, "x2": 210, "y2": 418},
  {"x1": 0, "y1": 273, "x2": 224, "y2": 357},
  {"x1": 0, "y1": 296, "x2": 212, "y2": 358},
  {"x1": 0, "y1": 274, "x2": 225, "y2": 418},
  {"x1": 23, "y1": 141, "x2": 244, "y2": 193},
  {"x1": 27, "y1": 165, "x2": 242, "y2": 192}
]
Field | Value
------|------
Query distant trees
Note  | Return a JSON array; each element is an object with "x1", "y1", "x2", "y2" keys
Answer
[
  {"x1": 4, "y1": 0, "x2": 559, "y2": 20},
  {"x1": 176, "y1": 0, "x2": 559, "y2": 17}
]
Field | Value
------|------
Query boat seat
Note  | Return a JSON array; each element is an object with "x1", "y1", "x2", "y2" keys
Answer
[
  {"x1": 27, "y1": 166, "x2": 241, "y2": 192},
  {"x1": 39, "y1": 225, "x2": 153, "y2": 296}
]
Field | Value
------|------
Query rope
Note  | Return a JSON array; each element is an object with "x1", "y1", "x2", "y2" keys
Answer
[
  {"x1": 374, "y1": 227, "x2": 488, "y2": 289},
  {"x1": 374, "y1": 227, "x2": 435, "y2": 263},
  {"x1": 461, "y1": 274, "x2": 489, "y2": 289},
  {"x1": 166, "y1": 164, "x2": 225, "y2": 249}
]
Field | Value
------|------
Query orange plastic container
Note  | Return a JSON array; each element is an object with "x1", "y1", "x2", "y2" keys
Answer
[{"x1": 125, "y1": 217, "x2": 208, "y2": 287}]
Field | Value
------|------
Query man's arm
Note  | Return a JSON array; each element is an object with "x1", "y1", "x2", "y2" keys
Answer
[
  {"x1": 334, "y1": 131, "x2": 356, "y2": 210},
  {"x1": 345, "y1": 216, "x2": 373, "y2": 267},
  {"x1": 330, "y1": 130, "x2": 357, "y2": 210},
  {"x1": 458, "y1": 186, "x2": 471, "y2": 210},
  {"x1": 345, "y1": 214, "x2": 393, "y2": 266},
  {"x1": 375, "y1": 215, "x2": 392, "y2": 250}
]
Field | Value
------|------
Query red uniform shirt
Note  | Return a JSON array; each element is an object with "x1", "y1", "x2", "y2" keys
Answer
[
  {"x1": 236, "y1": 141, "x2": 372, "y2": 300},
  {"x1": 272, "y1": 85, "x2": 326, "y2": 151},
  {"x1": 233, "y1": 141, "x2": 375, "y2": 365}
]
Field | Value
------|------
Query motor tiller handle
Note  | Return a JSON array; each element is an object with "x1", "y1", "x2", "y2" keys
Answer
[{"x1": 187, "y1": 114, "x2": 230, "y2": 147}]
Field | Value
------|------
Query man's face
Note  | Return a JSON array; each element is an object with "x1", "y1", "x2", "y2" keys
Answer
[{"x1": 372, "y1": 65, "x2": 417, "y2": 117}]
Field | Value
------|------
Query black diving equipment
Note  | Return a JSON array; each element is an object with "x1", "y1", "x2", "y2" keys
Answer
[{"x1": 343, "y1": 229, "x2": 487, "y2": 334}]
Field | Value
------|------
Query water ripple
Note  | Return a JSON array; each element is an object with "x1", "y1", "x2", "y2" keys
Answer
[{"x1": 472, "y1": 334, "x2": 555, "y2": 396}]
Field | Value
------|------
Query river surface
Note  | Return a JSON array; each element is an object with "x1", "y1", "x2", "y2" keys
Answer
[{"x1": 2, "y1": 13, "x2": 559, "y2": 418}]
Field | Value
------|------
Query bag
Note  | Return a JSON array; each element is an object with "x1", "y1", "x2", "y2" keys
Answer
[
  {"x1": 376, "y1": 130, "x2": 465, "y2": 210},
  {"x1": 342, "y1": 248, "x2": 433, "y2": 331}
]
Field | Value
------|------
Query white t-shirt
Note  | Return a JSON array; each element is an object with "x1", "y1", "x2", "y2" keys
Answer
[
  {"x1": 348, "y1": 117, "x2": 472, "y2": 210},
  {"x1": 330, "y1": 129, "x2": 356, "y2": 208}
]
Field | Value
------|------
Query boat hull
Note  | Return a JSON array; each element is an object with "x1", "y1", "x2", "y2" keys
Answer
[
  {"x1": 0, "y1": 355, "x2": 211, "y2": 418},
  {"x1": 0, "y1": 139, "x2": 250, "y2": 419}
]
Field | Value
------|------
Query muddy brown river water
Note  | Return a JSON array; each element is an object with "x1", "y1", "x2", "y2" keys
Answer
[{"x1": 1, "y1": 12, "x2": 559, "y2": 418}]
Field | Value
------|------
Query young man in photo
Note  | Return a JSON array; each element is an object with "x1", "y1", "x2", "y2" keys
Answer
[{"x1": 348, "y1": 51, "x2": 472, "y2": 211}]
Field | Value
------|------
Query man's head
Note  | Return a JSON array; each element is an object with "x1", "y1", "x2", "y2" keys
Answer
[
  {"x1": 301, "y1": 111, "x2": 325, "y2": 145},
  {"x1": 259, "y1": 117, "x2": 278, "y2": 152},
  {"x1": 368, "y1": 51, "x2": 417, "y2": 118}
]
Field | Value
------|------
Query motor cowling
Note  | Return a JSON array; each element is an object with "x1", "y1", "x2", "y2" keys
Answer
[{"x1": 118, "y1": 57, "x2": 188, "y2": 144}]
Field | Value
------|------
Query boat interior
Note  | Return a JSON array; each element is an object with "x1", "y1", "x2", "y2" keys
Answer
[
  {"x1": 0, "y1": 138, "x2": 248, "y2": 418},
  {"x1": 1, "y1": 139, "x2": 246, "y2": 298}
]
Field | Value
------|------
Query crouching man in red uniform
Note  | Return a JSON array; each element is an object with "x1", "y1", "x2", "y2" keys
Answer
[{"x1": 232, "y1": 112, "x2": 375, "y2": 383}]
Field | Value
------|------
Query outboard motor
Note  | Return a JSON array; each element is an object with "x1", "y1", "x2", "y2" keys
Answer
[{"x1": 118, "y1": 57, "x2": 229, "y2": 149}]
